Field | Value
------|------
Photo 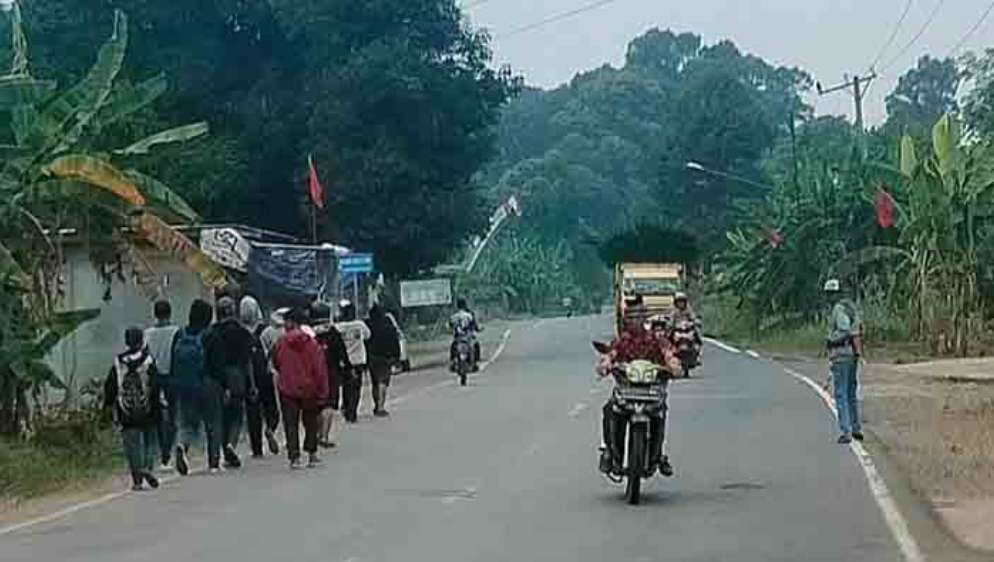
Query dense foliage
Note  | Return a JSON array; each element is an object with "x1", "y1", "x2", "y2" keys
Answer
[{"x1": 5, "y1": 0, "x2": 519, "y2": 276}]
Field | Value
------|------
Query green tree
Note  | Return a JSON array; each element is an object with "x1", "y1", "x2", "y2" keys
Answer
[{"x1": 883, "y1": 56, "x2": 962, "y2": 137}]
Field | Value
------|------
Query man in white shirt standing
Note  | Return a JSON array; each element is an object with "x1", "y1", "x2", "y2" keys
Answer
[
  {"x1": 335, "y1": 300, "x2": 371, "y2": 423},
  {"x1": 144, "y1": 300, "x2": 180, "y2": 468}
]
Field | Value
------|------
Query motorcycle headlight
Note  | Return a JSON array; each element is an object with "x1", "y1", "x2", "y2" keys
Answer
[{"x1": 625, "y1": 361, "x2": 659, "y2": 384}]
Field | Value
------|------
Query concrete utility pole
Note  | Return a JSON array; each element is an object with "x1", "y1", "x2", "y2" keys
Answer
[{"x1": 816, "y1": 72, "x2": 878, "y2": 133}]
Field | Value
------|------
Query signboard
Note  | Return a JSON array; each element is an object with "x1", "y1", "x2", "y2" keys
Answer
[
  {"x1": 338, "y1": 253, "x2": 374, "y2": 274},
  {"x1": 200, "y1": 228, "x2": 251, "y2": 272},
  {"x1": 400, "y1": 278, "x2": 452, "y2": 308}
]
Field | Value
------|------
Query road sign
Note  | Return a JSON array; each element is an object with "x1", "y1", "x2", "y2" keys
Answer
[
  {"x1": 400, "y1": 278, "x2": 452, "y2": 308},
  {"x1": 338, "y1": 253, "x2": 374, "y2": 274}
]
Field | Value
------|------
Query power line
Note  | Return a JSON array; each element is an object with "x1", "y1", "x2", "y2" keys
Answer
[
  {"x1": 496, "y1": 0, "x2": 622, "y2": 39},
  {"x1": 871, "y1": 0, "x2": 914, "y2": 70},
  {"x1": 880, "y1": 0, "x2": 946, "y2": 72},
  {"x1": 948, "y1": 0, "x2": 994, "y2": 56}
]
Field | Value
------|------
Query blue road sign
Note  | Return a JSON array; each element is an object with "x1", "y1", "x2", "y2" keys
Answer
[{"x1": 338, "y1": 253, "x2": 374, "y2": 274}]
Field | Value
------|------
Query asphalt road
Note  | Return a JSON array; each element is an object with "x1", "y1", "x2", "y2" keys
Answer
[{"x1": 0, "y1": 315, "x2": 906, "y2": 562}]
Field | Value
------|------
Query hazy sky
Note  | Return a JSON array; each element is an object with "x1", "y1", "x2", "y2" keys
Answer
[{"x1": 465, "y1": 0, "x2": 994, "y2": 125}]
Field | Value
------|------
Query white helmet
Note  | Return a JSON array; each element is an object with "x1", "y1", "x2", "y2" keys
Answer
[{"x1": 823, "y1": 279, "x2": 841, "y2": 293}]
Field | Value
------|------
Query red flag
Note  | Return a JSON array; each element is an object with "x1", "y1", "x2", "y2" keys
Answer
[
  {"x1": 307, "y1": 155, "x2": 324, "y2": 209},
  {"x1": 875, "y1": 187, "x2": 895, "y2": 229}
]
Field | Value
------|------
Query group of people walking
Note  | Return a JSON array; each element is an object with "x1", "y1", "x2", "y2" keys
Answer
[{"x1": 104, "y1": 296, "x2": 401, "y2": 490}]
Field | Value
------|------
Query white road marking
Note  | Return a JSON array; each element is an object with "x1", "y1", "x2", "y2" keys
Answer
[
  {"x1": 746, "y1": 350, "x2": 761, "y2": 359},
  {"x1": 479, "y1": 329, "x2": 512, "y2": 371},
  {"x1": 567, "y1": 403, "x2": 588, "y2": 418},
  {"x1": 703, "y1": 337, "x2": 741, "y2": 354},
  {"x1": 783, "y1": 368, "x2": 924, "y2": 562}
]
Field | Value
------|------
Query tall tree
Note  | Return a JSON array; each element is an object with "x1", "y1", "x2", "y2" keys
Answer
[{"x1": 884, "y1": 56, "x2": 962, "y2": 137}]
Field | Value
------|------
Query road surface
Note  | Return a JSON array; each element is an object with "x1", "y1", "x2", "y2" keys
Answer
[{"x1": 1, "y1": 315, "x2": 907, "y2": 561}]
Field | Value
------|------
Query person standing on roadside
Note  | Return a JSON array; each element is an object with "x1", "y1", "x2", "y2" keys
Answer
[
  {"x1": 311, "y1": 302, "x2": 352, "y2": 447},
  {"x1": 171, "y1": 299, "x2": 217, "y2": 475},
  {"x1": 144, "y1": 300, "x2": 180, "y2": 468},
  {"x1": 824, "y1": 279, "x2": 864, "y2": 445},
  {"x1": 335, "y1": 300, "x2": 371, "y2": 423},
  {"x1": 205, "y1": 296, "x2": 256, "y2": 470},
  {"x1": 273, "y1": 308, "x2": 328, "y2": 469},
  {"x1": 240, "y1": 296, "x2": 281, "y2": 458},
  {"x1": 366, "y1": 304, "x2": 400, "y2": 418},
  {"x1": 104, "y1": 327, "x2": 161, "y2": 491}
]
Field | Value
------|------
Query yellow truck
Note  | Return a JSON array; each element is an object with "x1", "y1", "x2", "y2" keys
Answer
[{"x1": 615, "y1": 262, "x2": 683, "y2": 333}]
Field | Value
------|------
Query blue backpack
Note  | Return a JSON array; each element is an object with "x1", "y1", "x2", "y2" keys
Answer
[{"x1": 171, "y1": 328, "x2": 206, "y2": 388}]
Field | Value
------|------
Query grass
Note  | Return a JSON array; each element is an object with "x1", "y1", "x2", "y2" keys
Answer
[{"x1": 0, "y1": 426, "x2": 123, "y2": 505}]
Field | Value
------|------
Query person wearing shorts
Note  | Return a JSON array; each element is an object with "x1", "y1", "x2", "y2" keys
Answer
[{"x1": 366, "y1": 305, "x2": 401, "y2": 418}]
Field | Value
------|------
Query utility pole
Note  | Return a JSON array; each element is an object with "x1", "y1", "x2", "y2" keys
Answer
[{"x1": 817, "y1": 71, "x2": 877, "y2": 154}]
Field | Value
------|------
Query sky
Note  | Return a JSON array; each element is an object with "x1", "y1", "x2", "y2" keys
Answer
[{"x1": 464, "y1": 0, "x2": 994, "y2": 125}]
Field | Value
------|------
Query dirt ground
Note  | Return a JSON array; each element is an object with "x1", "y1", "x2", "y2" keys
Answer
[{"x1": 861, "y1": 358, "x2": 994, "y2": 551}]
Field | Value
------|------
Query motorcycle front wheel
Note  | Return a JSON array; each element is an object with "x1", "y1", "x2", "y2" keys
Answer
[{"x1": 626, "y1": 424, "x2": 647, "y2": 505}]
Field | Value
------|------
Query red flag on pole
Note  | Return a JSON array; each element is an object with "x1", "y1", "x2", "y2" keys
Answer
[
  {"x1": 307, "y1": 155, "x2": 324, "y2": 210},
  {"x1": 875, "y1": 187, "x2": 895, "y2": 229}
]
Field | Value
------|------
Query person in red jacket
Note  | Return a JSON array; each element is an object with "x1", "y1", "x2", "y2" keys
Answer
[{"x1": 273, "y1": 307, "x2": 329, "y2": 469}]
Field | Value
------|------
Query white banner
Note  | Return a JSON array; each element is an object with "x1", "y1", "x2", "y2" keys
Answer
[
  {"x1": 400, "y1": 279, "x2": 452, "y2": 308},
  {"x1": 200, "y1": 228, "x2": 251, "y2": 272}
]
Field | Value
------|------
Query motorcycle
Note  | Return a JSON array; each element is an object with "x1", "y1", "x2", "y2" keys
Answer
[
  {"x1": 671, "y1": 318, "x2": 700, "y2": 378},
  {"x1": 453, "y1": 337, "x2": 474, "y2": 386},
  {"x1": 593, "y1": 342, "x2": 668, "y2": 505}
]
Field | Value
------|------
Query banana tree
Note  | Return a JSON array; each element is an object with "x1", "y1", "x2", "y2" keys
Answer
[{"x1": 0, "y1": 9, "x2": 228, "y2": 433}]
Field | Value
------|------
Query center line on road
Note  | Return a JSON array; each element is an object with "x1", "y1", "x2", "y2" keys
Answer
[
  {"x1": 783, "y1": 368, "x2": 924, "y2": 562},
  {"x1": 745, "y1": 350, "x2": 761, "y2": 359},
  {"x1": 703, "y1": 337, "x2": 741, "y2": 354}
]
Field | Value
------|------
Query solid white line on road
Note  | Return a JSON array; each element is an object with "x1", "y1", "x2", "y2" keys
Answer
[
  {"x1": 745, "y1": 350, "x2": 761, "y2": 359},
  {"x1": 567, "y1": 402, "x2": 588, "y2": 418},
  {"x1": 703, "y1": 337, "x2": 741, "y2": 354},
  {"x1": 479, "y1": 329, "x2": 512, "y2": 371},
  {"x1": 783, "y1": 368, "x2": 925, "y2": 562}
]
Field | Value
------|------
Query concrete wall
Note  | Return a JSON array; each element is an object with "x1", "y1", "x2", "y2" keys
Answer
[{"x1": 48, "y1": 245, "x2": 212, "y2": 390}]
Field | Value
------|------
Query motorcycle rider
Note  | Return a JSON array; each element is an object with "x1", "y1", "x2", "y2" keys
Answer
[
  {"x1": 597, "y1": 315, "x2": 678, "y2": 477},
  {"x1": 671, "y1": 292, "x2": 703, "y2": 363},
  {"x1": 449, "y1": 298, "x2": 481, "y2": 372}
]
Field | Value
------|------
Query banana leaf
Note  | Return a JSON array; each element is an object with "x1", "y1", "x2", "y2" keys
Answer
[
  {"x1": 32, "y1": 10, "x2": 128, "y2": 153},
  {"x1": 0, "y1": 241, "x2": 29, "y2": 290},
  {"x1": 92, "y1": 73, "x2": 167, "y2": 132},
  {"x1": 0, "y1": 76, "x2": 56, "y2": 110},
  {"x1": 133, "y1": 213, "x2": 229, "y2": 290},
  {"x1": 124, "y1": 170, "x2": 200, "y2": 223},
  {"x1": 900, "y1": 135, "x2": 917, "y2": 178},
  {"x1": 43, "y1": 154, "x2": 146, "y2": 206},
  {"x1": 114, "y1": 122, "x2": 209, "y2": 156}
]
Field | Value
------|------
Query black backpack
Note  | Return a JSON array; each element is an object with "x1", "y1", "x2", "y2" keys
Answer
[{"x1": 117, "y1": 353, "x2": 152, "y2": 418}]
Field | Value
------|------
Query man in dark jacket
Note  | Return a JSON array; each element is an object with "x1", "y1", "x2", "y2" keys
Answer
[
  {"x1": 366, "y1": 305, "x2": 401, "y2": 418},
  {"x1": 311, "y1": 302, "x2": 351, "y2": 447},
  {"x1": 204, "y1": 296, "x2": 256, "y2": 470},
  {"x1": 105, "y1": 327, "x2": 161, "y2": 491},
  {"x1": 274, "y1": 308, "x2": 329, "y2": 469}
]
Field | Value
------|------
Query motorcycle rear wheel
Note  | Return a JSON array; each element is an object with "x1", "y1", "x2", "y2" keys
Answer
[{"x1": 626, "y1": 425, "x2": 647, "y2": 505}]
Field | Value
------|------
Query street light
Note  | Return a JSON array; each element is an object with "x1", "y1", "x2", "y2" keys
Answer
[{"x1": 684, "y1": 161, "x2": 774, "y2": 191}]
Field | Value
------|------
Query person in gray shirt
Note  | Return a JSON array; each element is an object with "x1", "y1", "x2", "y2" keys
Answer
[
  {"x1": 144, "y1": 300, "x2": 179, "y2": 467},
  {"x1": 824, "y1": 279, "x2": 863, "y2": 445}
]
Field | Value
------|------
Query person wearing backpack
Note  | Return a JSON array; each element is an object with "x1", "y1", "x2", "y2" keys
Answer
[
  {"x1": 171, "y1": 299, "x2": 218, "y2": 475},
  {"x1": 240, "y1": 295, "x2": 280, "y2": 457},
  {"x1": 104, "y1": 327, "x2": 161, "y2": 491},
  {"x1": 144, "y1": 299, "x2": 180, "y2": 469}
]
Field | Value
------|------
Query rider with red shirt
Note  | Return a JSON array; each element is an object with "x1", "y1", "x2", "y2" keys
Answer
[{"x1": 597, "y1": 316, "x2": 677, "y2": 477}]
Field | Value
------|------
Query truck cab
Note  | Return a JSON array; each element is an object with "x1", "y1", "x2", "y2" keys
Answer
[{"x1": 615, "y1": 263, "x2": 683, "y2": 333}]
